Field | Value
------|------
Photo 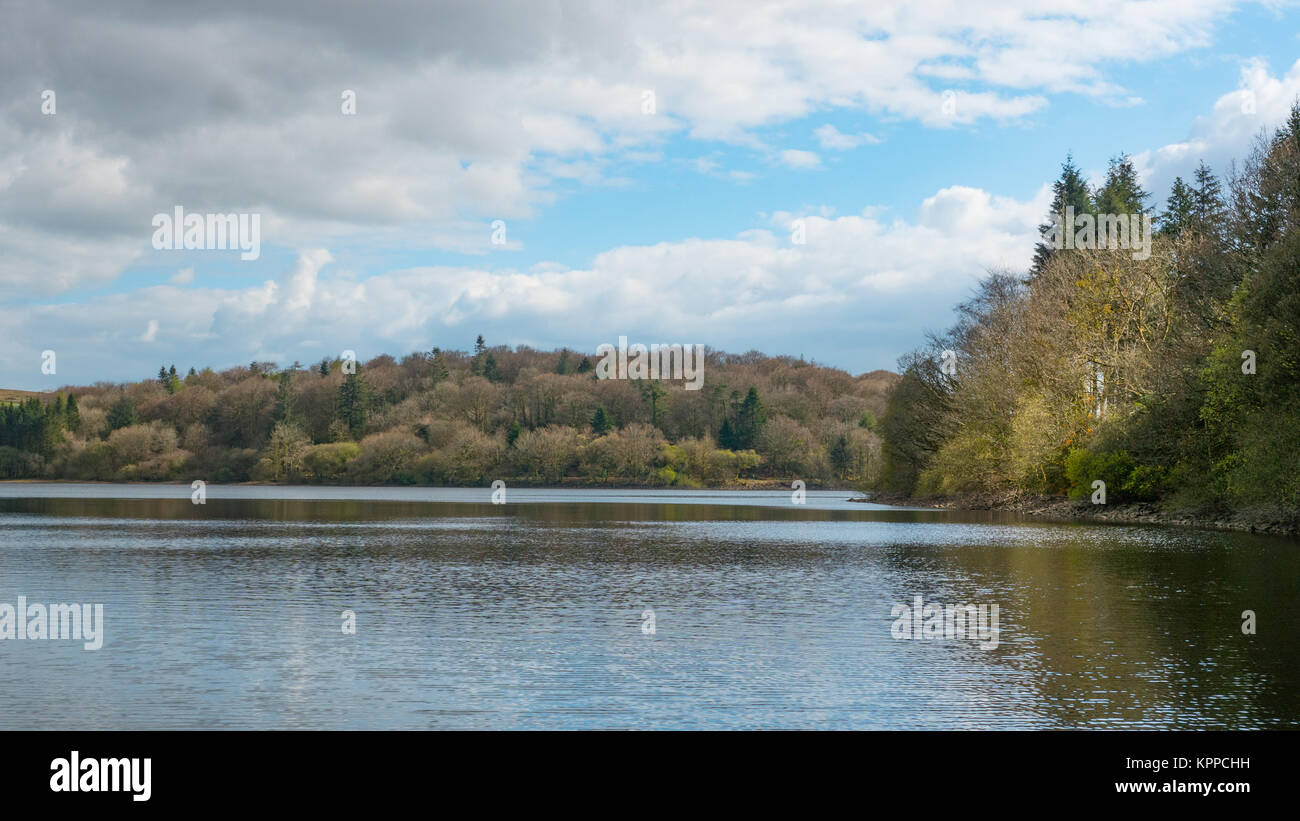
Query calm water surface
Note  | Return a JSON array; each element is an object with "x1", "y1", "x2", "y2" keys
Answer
[{"x1": 0, "y1": 483, "x2": 1296, "y2": 729}]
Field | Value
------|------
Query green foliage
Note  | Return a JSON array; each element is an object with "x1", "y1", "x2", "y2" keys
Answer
[
  {"x1": 1092, "y1": 153, "x2": 1149, "y2": 216},
  {"x1": 730, "y1": 386, "x2": 767, "y2": 449},
  {"x1": 875, "y1": 110, "x2": 1300, "y2": 520},
  {"x1": 638, "y1": 380, "x2": 667, "y2": 427},
  {"x1": 0, "y1": 396, "x2": 65, "y2": 456},
  {"x1": 0, "y1": 445, "x2": 41, "y2": 478},
  {"x1": 273, "y1": 371, "x2": 296, "y2": 425},
  {"x1": 428, "y1": 348, "x2": 450, "y2": 385},
  {"x1": 1065, "y1": 449, "x2": 1153, "y2": 501},
  {"x1": 213, "y1": 448, "x2": 260, "y2": 483},
  {"x1": 255, "y1": 421, "x2": 310, "y2": 481},
  {"x1": 1160, "y1": 176, "x2": 1195, "y2": 239},
  {"x1": 302, "y1": 442, "x2": 361, "y2": 481},
  {"x1": 1033, "y1": 153, "x2": 1094, "y2": 274},
  {"x1": 481, "y1": 353, "x2": 501, "y2": 382},
  {"x1": 877, "y1": 355, "x2": 950, "y2": 494},
  {"x1": 336, "y1": 372, "x2": 367, "y2": 439},
  {"x1": 106, "y1": 395, "x2": 139, "y2": 431},
  {"x1": 591, "y1": 406, "x2": 612, "y2": 435},
  {"x1": 64, "y1": 394, "x2": 80, "y2": 433},
  {"x1": 654, "y1": 465, "x2": 679, "y2": 485}
]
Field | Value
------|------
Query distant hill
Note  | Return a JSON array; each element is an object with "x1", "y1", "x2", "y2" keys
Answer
[{"x1": 0, "y1": 345, "x2": 898, "y2": 488}]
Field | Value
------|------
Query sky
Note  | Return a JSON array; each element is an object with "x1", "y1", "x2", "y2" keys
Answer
[{"x1": 2, "y1": 0, "x2": 1299, "y2": 389}]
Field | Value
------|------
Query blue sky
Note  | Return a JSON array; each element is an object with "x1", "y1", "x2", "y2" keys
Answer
[{"x1": 2, "y1": 0, "x2": 1299, "y2": 389}]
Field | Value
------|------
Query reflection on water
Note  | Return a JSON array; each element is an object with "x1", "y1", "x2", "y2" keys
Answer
[{"x1": 0, "y1": 484, "x2": 1295, "y2": 729}]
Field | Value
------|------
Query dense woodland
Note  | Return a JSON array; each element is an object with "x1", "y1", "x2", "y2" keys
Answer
[
  {"x1": 0, "y1": 340, "x2": 895, "y2": 487},
  {"x1": 878, "y1": 104, "x2": 1300, "y2": 516}
]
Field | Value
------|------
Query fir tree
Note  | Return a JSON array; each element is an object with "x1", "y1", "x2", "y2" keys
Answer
[
  {"x1": 830, "y1": 434, "x2": 852, "y2": 477},
  {"x1": 1092, "y1": 153, "x2": 1149, "y2": 215},
  {"x1": 472, "y1": 335, "x2": 488, "y2": 376},
  {"x1": 718, "y1": 418, "x2": 737, "y2": 450},
  {"x1": 106, "y1": 394, "x2": 138, "y2": 431},
  {"x1": 64, "y1": 393, "x2": 80, "y2": 433},
  {"x1": 273, "y1": 371, "x2": 296, "y2": 424},
  {"x1": 1032, "y1": 154, "x2": 1094, "y2": 275},
  {"x1": 638, "y1": 380, "x2": 666, "y2": 427},
  {"x1": 591, "y1": 406, "x2": 613, "y2": 435},
  {"x1": 336, "y1": 373, "x2": 367, "y2": 439},
  {"x1": 1160, "y1": 176, "x2": 1195, "y2": 239},
  {"x1": 428, "y1": 347, "x2": 450, "y2": 385},
  {"x1": 1191, "y1": 161, "x2": 1225, "y2": 235},
  {"x1": 733, "y1": 387, "x2": 767, "y2": 449}
]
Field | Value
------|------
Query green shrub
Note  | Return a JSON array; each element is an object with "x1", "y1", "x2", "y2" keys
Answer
[
  {"x1": 0, "y1": 445, "x2": 41, "y2": 479},
  {"x1": 302, "y1": 442, "x2": 361, "y2": 482},
  {"x1": 1065, "y1": 448, "x2": 1161, "y2": 502}
]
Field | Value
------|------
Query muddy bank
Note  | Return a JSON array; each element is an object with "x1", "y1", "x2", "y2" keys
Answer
[{"x1": 855, "y1": 490, "x2": 1300, "y2": 537}]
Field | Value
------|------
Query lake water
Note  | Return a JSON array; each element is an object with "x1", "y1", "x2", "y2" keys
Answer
[{"x1": 1, "y1": 483, "x2": 1296, "y2": 729}]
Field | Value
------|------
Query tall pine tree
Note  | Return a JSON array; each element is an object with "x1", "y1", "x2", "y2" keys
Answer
[
  {"x1": 733, "y1": 387, "x2": 767, "y2": 449},
  {"x1": 1092, "y1": 153, "x2": 1149, "y2": 215},
  {"x1": 336, "y1": 372, "x2": 367, "y2": 440},
  {"x1": 1160, "y1": 176, "x2": 1195, "y2": 238},
  {"x1": 428, "y1": 347, "x2": 450, "y2": 385},
  {"x1": 1032, "y1": 154, "x2": 1094, "y2": 275}
]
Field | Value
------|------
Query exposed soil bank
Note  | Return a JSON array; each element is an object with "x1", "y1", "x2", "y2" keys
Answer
[{"x1": 857, "y1": 490, "x2": 1300, "y2": 537}]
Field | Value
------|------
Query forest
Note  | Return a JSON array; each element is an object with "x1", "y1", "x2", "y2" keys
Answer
[
  {"x1": 877, "y1": 104, "x2": 1300, "y2": 518},
  {"x1": 0, "y1": 339, "x2": 895, "y2": 488}
]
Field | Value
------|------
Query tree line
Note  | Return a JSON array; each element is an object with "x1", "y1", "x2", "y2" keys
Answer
[
  {"x1": 0, "y1": 339, "x2": 895, "y2": 487},
  {"x1": 877, "y1": 103, "x2": 1300, "y2": 517}
]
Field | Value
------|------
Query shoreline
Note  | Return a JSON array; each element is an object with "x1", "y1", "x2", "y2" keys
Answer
[
  {"x1": 858, "y1": 490, "x2": 1300, "y2": 537},
  {"x1": 0, "y1": 477, "x2": 854, "y2": 492},
  {"x1": 8, "y1": 479, "x2": 1295, "y2": 535}
]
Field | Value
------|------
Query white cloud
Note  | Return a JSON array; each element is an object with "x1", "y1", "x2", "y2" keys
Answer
[
  {"x1": 1, "y1": 180, "x2": 1052, "y2": 383},
  {"x1": 285, "y1": 249, "x2": 333, "y2": 313},
  {"x1": 778, "y1": 149, "x2": 822, "y2": 169},
  {"x1": 0, "y1": 0, "x2": 1261, "y2": 293},
  {"x1": 814, "y1": 125, "x2": 881, "y2": 150},
  {"x1": 1137, "y1": 57, "x2": 1300, "y2": 199}
]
